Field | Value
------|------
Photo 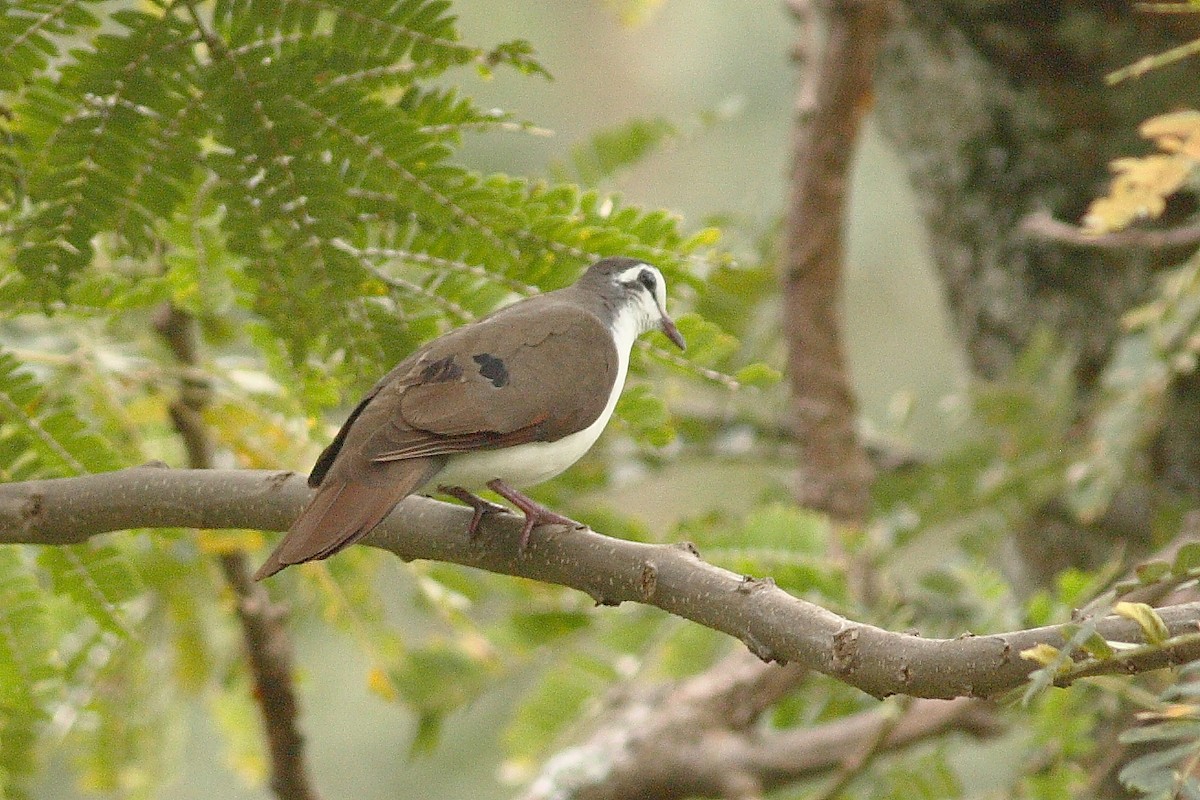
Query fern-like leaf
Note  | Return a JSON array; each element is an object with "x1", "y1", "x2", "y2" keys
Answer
[
  {"x1": 0, "y1": 0, "x2": 106, "y2": 89},
  {"x1": 12, "y1": 9, "x2": 202, "y2": 293},
  {"x1": 0, "y1": 349, "x2": 123, "y2": 478},
  {"x1": 0, "y1": 548, "x2": 54, "y2": 797}
]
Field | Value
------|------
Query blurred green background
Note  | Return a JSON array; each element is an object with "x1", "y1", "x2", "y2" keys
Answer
[{"x1": 36, "y1": 3, "x2": 964, "y2": 798}]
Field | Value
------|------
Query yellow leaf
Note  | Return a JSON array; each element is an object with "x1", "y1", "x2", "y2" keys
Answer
[
  {"x1": 1083, "y1": 154, "x2": 1192, "y2": 233},
  {"x1": 367, "y1": 665, "x2": 399, "y2": 702},
  {"x1": 687, "y1": 226, "x2": 722, "y2": 247},
  {"x1": 1136, "y1": 703, "x2": 1200, "y2": 721},
  {"x1": 1114, "y1": 600, "x2": 1171, "y2": 645},
  {"x1": 1084, "y1": 108, "x2": 1200, "y2": 234},
  {"x1": 197, "y1": 529, "x2": 264, "y2": 554},
  {"x1": 1141, "y1": 109, "x2": 1200, "y2": 159},
  {"x1": 1020, "y1": 642, "x2": 1063, "y2": 667}
]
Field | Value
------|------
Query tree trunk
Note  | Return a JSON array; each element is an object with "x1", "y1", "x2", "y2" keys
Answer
[{"x1": 873, "y1": 1, "x2": 1200, "y2": 580}]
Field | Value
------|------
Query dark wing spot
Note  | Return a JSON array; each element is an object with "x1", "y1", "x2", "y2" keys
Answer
[
  {"x1": 419, "y1": 355, "x2": 463, "y2": 383},
  {"x1": 472, "y1": 353, "x2": 509, "y2": 387}
]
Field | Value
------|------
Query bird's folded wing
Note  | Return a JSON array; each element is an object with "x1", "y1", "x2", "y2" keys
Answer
[
  {"x1": 257, "y1": 299, "x2": 619, "y2": 580},
  {"x1": 366, "y1": 305, "x2": 618, "y2": 462}
]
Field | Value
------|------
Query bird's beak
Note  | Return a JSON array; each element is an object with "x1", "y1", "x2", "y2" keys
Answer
[{"x1": 656, "y1": 300, "x2": 686, "y2": 351}]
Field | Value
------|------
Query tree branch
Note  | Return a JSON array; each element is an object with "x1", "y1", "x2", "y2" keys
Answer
[
  {"x1": 522, "y1": 650, "x2": 1001, "y2": 800},
  {"x1": 779, "y1": 0, "x2": 889, "y2": 525},
  {"x1": 1019, "y1": 210, "x2": 1200, "y2": 252},
  {"x1": 623, "y1": 13, "x2": 905, "y2": 797},
  {"x1": 153, "y1": 304, "x2": 320, "y2": 800},
  {"x1": 5, "y1": 466, "x2": 1200, "y2": 699}
]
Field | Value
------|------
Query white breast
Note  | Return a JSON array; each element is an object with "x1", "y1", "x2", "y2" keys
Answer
[{"x1": 433, "y1": 308, "x2": 639, "y2": 490}]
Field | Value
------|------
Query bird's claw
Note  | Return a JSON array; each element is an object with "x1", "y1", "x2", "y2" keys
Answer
[
  {"x1": 438, "y1": 485, "x2": 507, "y2": 540},
  {"x1": 485, "y1": 479, "x2": 584, "y2": 552}
]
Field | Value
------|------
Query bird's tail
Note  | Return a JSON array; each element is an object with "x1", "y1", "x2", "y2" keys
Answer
[{"x1": 254, "y1": 458, "x2": 441, "y2": 580}]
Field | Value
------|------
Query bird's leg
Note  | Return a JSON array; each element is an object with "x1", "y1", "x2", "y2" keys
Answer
[
  {"x1": 485, "y1": 478, "x2": 585, "y2": 551},
  {"x1": 438, "y1": 485, "x2": 507, "y2": 539}
]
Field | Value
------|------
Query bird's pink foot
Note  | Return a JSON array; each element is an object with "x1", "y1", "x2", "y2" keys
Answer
[
  {"x1": 485, "y1": 478, "x2": 584, "y2": 551},
  {"x1": 439, "y1": 485, "x2": 507, "y2": 539}
]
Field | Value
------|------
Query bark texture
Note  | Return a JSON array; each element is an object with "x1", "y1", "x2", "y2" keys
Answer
[
  {"x1": 781, "y1": 0, "x2": 887, "y2": 525},
  {"x1": 6, "y1": 467, "x2": 1200, "y2": 701},
  {"x1": 873, "y1": 2, "x2": 1200, "y2": 578}
]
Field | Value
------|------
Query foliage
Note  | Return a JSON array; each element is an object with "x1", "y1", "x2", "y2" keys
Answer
[
  {"x1": 551, "y1": 117, "x2": 679, "y2": 188},
  {"x1": 2, "y1": 2, "x2": 1200, "y2": 800},
  {"x1": 0, "y1": 0, "x2": 784, "y2": 795},
  {"x1": 1039, "y1": 72, "x2": 1200, "y2": 797},
  {"x1": 549, "y1": 102, "x2": 740, "y2": 190},
  {"x1": 0, "y1": 352, "x2": 159, "y2": 797},
  {"x1": 1084, "y1": 110, "x2": 1200, "y2": 234},
  {"x1": 865, "y1": 90, "x2": 1200, "y2": 799},
  {"x1": 1119, "y1": 660, "x2": 1200, "y2": 800}
]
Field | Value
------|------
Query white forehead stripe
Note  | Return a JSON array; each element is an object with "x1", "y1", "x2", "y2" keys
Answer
[
  {"x1": 614, "y1": 263, "x2": 669, "y2": 310},
  {"x1": 615, "y1": 264, "x2": 652, "y2": 283}
]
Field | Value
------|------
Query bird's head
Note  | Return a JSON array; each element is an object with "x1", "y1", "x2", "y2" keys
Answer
[{"x1": 581, "y1": 257, "x2": 686, "y2": 351}]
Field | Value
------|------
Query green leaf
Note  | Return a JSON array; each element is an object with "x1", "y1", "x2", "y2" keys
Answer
[
  {"x1": 0, "y1": 548, "x2": 55, "y2": 794},
  {"x1": 671, "y1": 312, "x2": 739, "y2": 366},
  {"x1": 510, "y1": 611, "x2": 592, "y2": 646},
  {"x1": 0, "y1": 349, "x2": 124, "y2": 478},
  {"x1": 504, "y1": 657, "x2": 604, "y2": 762},
  {"x1": 1080, "y1": 633, "x2": 1115, "y2": 660},
  {"x1": 684, "y1": 503, "x2": 847, "y2": 601},
  {"x1": 410, "y1": 712, "x2": 444, "y2": 756},
  {"x1": 733, "y1": 362, "x2": 781, "y2": 388},
  {"x1": 390, "y1": 643, "x2": 493, "y2": 719},
  {"x1": 1173, "y1": 542, "x2": 1200, "y2": 576},
  {"x1": 37, "y1": 544, "x2": 142, "y2": 636},
  {"x1": 12, "y1": 11, "x2": 203, "y2": 293},
  {"x1": 614, "y1": 383, "x2": 674, "y2": 447},
  {"x1": 481, "y1": 39, "x2": 551, "y2": 79},
  {"x1": 551, "y1": 117, "x2": 677, "y2": 187},
  {"x1": 694, "y1": 261, "x2": 775, "y2": 340},
  {"x1": 1135, "y1": 560, "x2": 1171, "y2": 585},
  {"x1": 0, "y1": 0, "x2": 105, "y2": 88}
]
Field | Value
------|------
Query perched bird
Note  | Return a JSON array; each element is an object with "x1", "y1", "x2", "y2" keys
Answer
[{"x1": 254, "y1": 257, "x2": 685, "y2": 579}]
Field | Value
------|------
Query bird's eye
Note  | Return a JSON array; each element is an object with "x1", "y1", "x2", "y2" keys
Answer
[{"x1": 638, "y1": 270, "x2": 657, "y2": 293}]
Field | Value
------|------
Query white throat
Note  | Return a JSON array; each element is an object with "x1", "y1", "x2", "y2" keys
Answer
[{"x1": 434, "y1": 305, "x2": 641, "y2": 490}]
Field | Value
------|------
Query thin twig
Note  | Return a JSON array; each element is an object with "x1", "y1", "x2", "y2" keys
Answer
[
  {"x1": 1020, "y1": 210, "x2": 1200, "y2": 252},
  {"x1": 1066, "y1": 631, "x2": 1200, "y2": 682},
  {"x1": 1107, "y1": 35, "x2": 1200, "y2": 84}
]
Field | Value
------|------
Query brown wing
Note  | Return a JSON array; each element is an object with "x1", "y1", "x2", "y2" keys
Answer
[
  {"x1": 364, "y1": 302, "x2": 618, "y2": 462},
  {"x1": 255, "y1": 300, "x2": 617, "y2": 580}
]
